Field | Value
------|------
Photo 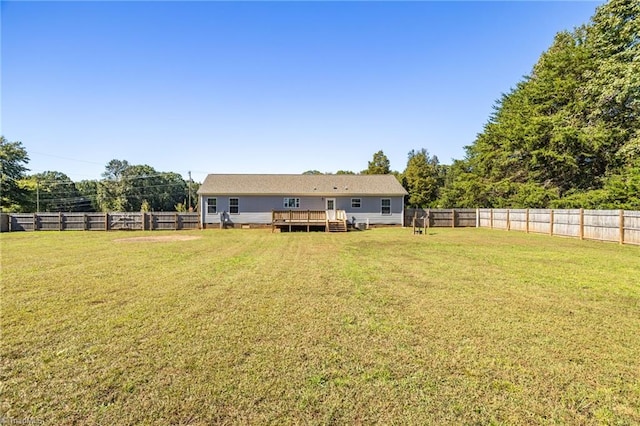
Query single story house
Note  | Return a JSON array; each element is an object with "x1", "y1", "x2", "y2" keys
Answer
[{"x1": 197, "y1": 174, "x2": 408, "y2": 231}]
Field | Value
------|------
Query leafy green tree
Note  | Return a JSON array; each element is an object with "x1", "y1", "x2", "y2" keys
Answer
[
  {"x1": 75, "y1": 180, "x2": 99, "y2": 211},
  {"x1": 362, "y1": 150, "x2": 391, "y2": 175},
  {"x1": 335, "y1": 170, "x2": 355, "y2": 175},
  {"x1": 0, "y1": 136, "x2": 30, "y2": 211},
  {"x1": 25, "y1": 171, "x2": 86, "y2": 212},
  {"x1": 96, "y1": 159, "x2": 188, "y2": 212},
  {"x1": 403, "y1": 149, "x2": 443, "y2": 207},
  {"x1": 97, "y1": 159, "x2": 130, "y2": 211}
]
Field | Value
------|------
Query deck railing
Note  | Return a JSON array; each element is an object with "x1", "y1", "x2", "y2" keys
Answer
[{"x1": 272, "y1": 210, "x2": 327, "y2": 223}]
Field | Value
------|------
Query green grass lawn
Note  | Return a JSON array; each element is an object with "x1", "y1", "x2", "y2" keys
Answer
[{"x1": 1, "y1": 228, "x2": 639, "y2": 424}]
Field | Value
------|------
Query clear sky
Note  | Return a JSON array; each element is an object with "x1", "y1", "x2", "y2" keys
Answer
[{"x1": 2, "y1": 0, "x2": 605, "y2": 183}]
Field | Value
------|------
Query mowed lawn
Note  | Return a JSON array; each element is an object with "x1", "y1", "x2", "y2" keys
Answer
[{"x1": 1, "y1": 228, "x2": 639, "y2": 424}]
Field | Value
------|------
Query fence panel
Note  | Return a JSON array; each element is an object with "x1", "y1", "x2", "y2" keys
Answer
[
  {"x1": 109, "y1": 213, "x2": 144, "y2": 231},
  {"x1": 179, "y1": 213, "x2": 199, "y2": 230},
  {"x1": 583, "y1": 210, "x2": 621, "y2": 242},
  {"x1": 478, "y1": 209, "x2": 491, "y2": 227},
  {"x1": 508, "y1": 209, "x2": 527, "y2": 232},
  {"x1": 404, "y1": 209, "x2": 476, "y2": 228},
  {"x1": 553, "y1": 209, "x2": 581, "y2": 238},
  {"x1": 455, "y1": 209, "x2": 477, "y2": 227},
  {"x1": 63, "y1": 213, "x2": 87, "y2": 231},
  {"x1": 491, "y1": 209, "x2": 509, "y2": 230},
  {"x1": 404, "y1": 208, "x2": 426, "y2": 227},
  {"x1": 86, "y1": 213, "x2": 107, "y2": 231},
  {"x1": 38, "y1": 213, "x2": 62, "y2": 231},
  {"x1": 528, "y1": 209, "x2": 552, "y2": 234},
  {"x1": 624, "y1": 211, "x2": 640, "y2": 245},
  {"x1": 151, "y1": 212, "x2": 178, "y2": 230},
  {"x1": 9, "y1": 214, "x2": 35, "y2": 231}
]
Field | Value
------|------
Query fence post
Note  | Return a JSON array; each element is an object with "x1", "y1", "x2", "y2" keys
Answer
[
  {"x1": 619, "y1": 210, "x2": 624, "y2": 245},
  {"x1": 579, "y1": 209, "x2": 584, "y2": 240},
  {"x1": 59, "y1": 212, "x2": 63, "y2": 231},
  {"x1": 84, "y1": 213, "x2": 88, "y2": 231},
  {"x1": 490, "y1": 209, "x2": 494, "y2": 229},
  {"x1": 476, "y1": 208, "x2": 479, "y2": 228},
  {"x1": 452, "y1": 209, "x2": 456, "y2": 228},
  {"x1": 105, "y1": 213, "x2": 109, "y2": 231},
  {"x1": 549, "y1": 209, "x2": 554, "y2": 236},
  {"x1": 526, "y1": 209, "x2": 530, "y2": 233},
  {"x1": 506, "y1": 209, "x2": 511, "y2": 231},
  {"x1": 175, "y1": 213, "x2": 179, "y2": 231},
  {"x1": 33, "y1": 213, "x2": 38, "y2": 231}
]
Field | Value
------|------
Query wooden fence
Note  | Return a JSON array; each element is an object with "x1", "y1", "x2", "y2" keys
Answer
[
  {"x1": 404, "y1": 208, "x2": 477, "y2": 228},
  {"x1": 478, "y1": 209, "x2": 640, "y2": 245},
  {"x1": 2, "y1": 212, "x2": 199, "y2": 232}
]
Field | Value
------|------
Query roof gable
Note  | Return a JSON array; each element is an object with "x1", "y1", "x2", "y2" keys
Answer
[{"x1": 197, "y1": 174, "x2": 408, "y2": 196}]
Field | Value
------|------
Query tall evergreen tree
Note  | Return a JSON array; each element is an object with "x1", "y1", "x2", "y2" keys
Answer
[{"x1": 439, "y1": 0, "x2": 639, "y2": 208}]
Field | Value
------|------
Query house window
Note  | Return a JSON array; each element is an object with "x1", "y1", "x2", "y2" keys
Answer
[
  {"x1": 207, "y1": 198, "x2": 217, "y2": 214},
  {"x1": 381, "y1": 198, "x2": 391, "y2": 215},
  {"x1": 351, "y1": 198, "x2": 361, "y2": 208},
  {"x1": 283, "y1": 197, "x2": 300, "y2": 208},
  {"x1": 229, "y1": 198, "x2": 239, "y2": 214}
]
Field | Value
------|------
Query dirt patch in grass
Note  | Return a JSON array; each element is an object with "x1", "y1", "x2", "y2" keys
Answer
[{"x1": 113, "y1": 235, "x2": 202, "y2": 243}]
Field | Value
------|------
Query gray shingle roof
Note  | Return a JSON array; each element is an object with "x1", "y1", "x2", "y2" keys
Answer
[{"x1": 197, "y1": 174, "x2": 408, "y2": 196}]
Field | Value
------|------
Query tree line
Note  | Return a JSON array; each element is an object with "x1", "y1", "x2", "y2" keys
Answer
[
  {"x1": 439, "y1": 0, "x2": 639, "y2": 209},
  {"x1": 2, "y1": 0, "x2": 638, "y2": 212},
  {"x1": 0, "y1": 140, "x2": 198, "y2": 213}
]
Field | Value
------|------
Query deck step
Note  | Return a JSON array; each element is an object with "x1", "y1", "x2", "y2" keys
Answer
[{"x1": 327, "y1": 221, "x2": 347, "y2": 232}]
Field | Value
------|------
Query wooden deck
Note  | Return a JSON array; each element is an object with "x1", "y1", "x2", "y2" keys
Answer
[{"x1": 271, "y1": 210, "x2": 347, "y2": 232}]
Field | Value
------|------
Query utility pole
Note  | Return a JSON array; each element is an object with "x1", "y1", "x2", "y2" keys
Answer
[{"x1": 188, "y1": 171, "x2": 192, "y2": 211}]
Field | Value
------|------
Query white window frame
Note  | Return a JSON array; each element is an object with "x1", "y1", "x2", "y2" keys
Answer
[
  {"x1": 229, "y1": 197, "x2": 239, "y2": 214},
  {"x1": 283, "y1": 197, "x2": 300, "y2": 208},
  {"x1": 207, "y1": 197, "x2": 217, "y2": 214},
  {"x1": 381, "y1": 198, "x2": 391, "y2": 215},
  {"x1": 351, "y1": 198, "x2": 361, "y2": 209}
]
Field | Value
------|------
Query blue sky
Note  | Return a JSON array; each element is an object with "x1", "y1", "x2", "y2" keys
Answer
[{"x1": 2, "y1": 1, "x2": 605, "y2": 183}]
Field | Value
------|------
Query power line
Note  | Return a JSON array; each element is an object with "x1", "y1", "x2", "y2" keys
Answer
[{"x1": 29, "y1": 151, "x2": 105, "y2": 166}]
